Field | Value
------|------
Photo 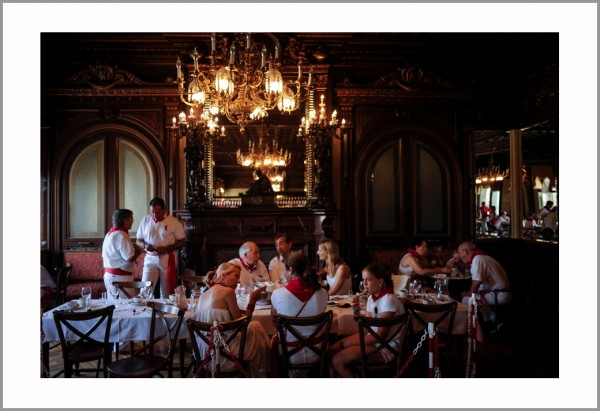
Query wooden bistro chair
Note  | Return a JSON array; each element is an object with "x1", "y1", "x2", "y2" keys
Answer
[
  {"x1": 113, "y1": 280, "x2": 152, "y2": 299},
  {"x1": 186, "y1": 316, "x2": 250, "y2": 378},
  {"x1": 112, "y1": 280, "x2": 153, "y2": 358},
  {"x1": 353, "y1": 313, "x2": 411, "y2": 378},
  {"x1": 52, "y1": 304, "x2": 115, "y2": 378},
  {"x1": 273, "y1": 311, "x2": 334, "y2": 378},
  {"x1": 180, "y1": 275, "x2": 207, "y2": 290},
  {"x1": 477, "y1": 288, "x2": 512, "y2": 335},
  {"x1": 106, "y1": 302, "x2": 186, "y2": 378},
  {"x1": 403, "y1": 300, "x2": 458, "y2": 376},
  {"x1": 45, "y1": 263, "x2": 73, "y2": 309}
]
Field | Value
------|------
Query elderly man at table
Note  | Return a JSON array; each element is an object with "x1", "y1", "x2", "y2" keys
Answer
[
  {"x1": 102, "y1": 208, "x2": 143, "y2": 299},
  {"x1": 269, "y1": 233, "x2": 293, "y2": 286},
  {"x1": 229, "y1": 241, "x2": 271, "y2": 290},
  {"x1": 458, "y1": 242, "x2": 511, "y2": 321},
  {"x1": 136, "y1": 197, "x2": 185, "y2": 299},
  {"x1": 270, "y1": 252, "x2": 328, "y2": 377}
]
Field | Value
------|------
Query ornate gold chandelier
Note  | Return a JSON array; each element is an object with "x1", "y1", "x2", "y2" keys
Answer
[
  {"x1": 175, "y1": 33, "x2": 306, "y2": 133},
  {"x1": 475, "y1": 154, "x2": 509, "y2": 184}
]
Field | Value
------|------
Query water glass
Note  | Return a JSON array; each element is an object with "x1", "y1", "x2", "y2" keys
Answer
[
  {"x1": 101, "y1": 292, "x2": 107, "y2": 304},
  {"x1": 81, "y1": 286, "x2": 92, "y2": 307}
]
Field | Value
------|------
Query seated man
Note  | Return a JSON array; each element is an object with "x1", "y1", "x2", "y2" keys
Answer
[
  {"x1": 494, "y1": 211, "x2": 511, "y2": 235},
  {"x1": 458, "y1": 242, "x2": 510, "y2": 322},
  {"x1": 229, "y1": 241, "x2": 271, "y2": 290}
]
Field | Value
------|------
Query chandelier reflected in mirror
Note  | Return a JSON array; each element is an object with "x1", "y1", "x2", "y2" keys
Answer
[
  {"x1": 475, "y1": 153, "x2": 509, "y2": 184},
  {"x1": 175, "y1": 33, "x2": 308, "y2": 133},
  {"x1": 236, "y1": 128, "x2": 291, "y2": 169}
]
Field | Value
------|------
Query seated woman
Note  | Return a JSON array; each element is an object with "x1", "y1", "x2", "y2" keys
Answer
[
  {"x1": 328, "y1": 263, "x2": 405, "y2": 377},
  {"x1": 317, "y1": 239, "x2": 352, "y2": 296},
  {"x1": 399, "y1": 237, "x2": 450, "y2": 283},
  {"x1": 195, "y1": 262, "x2": 270, "y2": 377},
  {"x1": 270, "y1": 252, "x2": 329, "y2": 377}
]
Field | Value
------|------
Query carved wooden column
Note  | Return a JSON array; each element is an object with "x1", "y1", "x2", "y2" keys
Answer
[{"x1": 509, "y1": 128, "x2": 523, "y2": 238}]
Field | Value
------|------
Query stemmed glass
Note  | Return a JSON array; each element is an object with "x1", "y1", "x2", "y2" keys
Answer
[
  {"x1": 142, "y1": 284, "x2": 153, "y2": 302},
  {"x1": 81, "y1": 286, "x2": 92, "y2": 307},
  {"x1": 358, "y1": 281, "x2": 365, "y2": 293},
  {"x1": 109, "y1": 284, "x2": 120, "y2": 302}
]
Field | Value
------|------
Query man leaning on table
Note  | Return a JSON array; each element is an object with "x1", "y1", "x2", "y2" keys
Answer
[
  {"x1": 136, "y1": 197, "x2": 185, "y2": 299},
  {"x1": 102, "y1": 209, "x2": 143, "y2": 299},
  {"x1": 269, "y1": 233, "x2": 293, "y2": 286},
  {"x1": 458, "y1": 241, "x2": 511, "y2": 322}
]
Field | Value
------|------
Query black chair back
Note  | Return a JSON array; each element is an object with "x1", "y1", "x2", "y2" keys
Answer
[
  {"x1": 52, "y1": 304, "x2": 115, "y2": 377},
  {"x1": 354, "y1": 313, "x2": 410, "y2": 377},
  {"x1": 112, "y1": 280, "x2": 152, "y2": 299},
  {"x1": 186, "y1": 315, "x2": 249, "y2": 377},
  {"x1": 273, "y1": 311, "x2": 333, "y2": 377}
]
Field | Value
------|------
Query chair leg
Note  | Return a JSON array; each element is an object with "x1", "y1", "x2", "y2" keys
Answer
[{"x1": 96, "y1": 359, "x2": 101, "y2": 378}]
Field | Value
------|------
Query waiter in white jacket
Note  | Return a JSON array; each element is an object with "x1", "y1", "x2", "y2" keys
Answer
[{"x1": 136, "y1": 197, "x2": 185, "y2": 299}]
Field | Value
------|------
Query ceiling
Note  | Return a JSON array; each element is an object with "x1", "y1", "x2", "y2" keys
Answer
[{"x1": 41, "y1": 32, "x2": 558, "y2": 189}]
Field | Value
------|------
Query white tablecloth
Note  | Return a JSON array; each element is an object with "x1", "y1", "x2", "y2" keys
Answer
[
  {"x1": 42, "y1": 299, "x2": 192, "y2": 343},
  {"x1": 250, "y1": 296, "x2": 483, "y2": 342}
]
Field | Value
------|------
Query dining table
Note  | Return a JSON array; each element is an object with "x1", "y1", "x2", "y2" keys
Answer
[
  {"x1": 41, "y1": 298, "x2": 194, "y2": 376},
  {"x1": 250, "y1": 294, "x2": 483, "y2": 342}
]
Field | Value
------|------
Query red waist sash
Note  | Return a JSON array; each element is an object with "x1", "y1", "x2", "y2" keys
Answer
[{"x1": 104, "y1": 267, "x2": 133, "y2": 276}]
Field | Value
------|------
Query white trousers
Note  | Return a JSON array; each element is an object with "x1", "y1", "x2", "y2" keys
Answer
[{"x1": 141, "y1": 253, "x2": 178, "y2": 299}]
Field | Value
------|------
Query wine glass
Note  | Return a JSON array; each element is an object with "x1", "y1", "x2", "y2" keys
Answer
[
  {"x1": 143, "y1": 284, "x2": 153, "y2": 302},
  {"x1": 358, "y1": 281, "x2": 364, "y2": 293},
  {"x1": 81, "y1": 286, "x2": 92, "y2": 307},
  {"x1": 109, "y1": 284, "x2": 120, "y2": 301},
  {"x1": 190, "y1": 288, "x2": 197, "y2": 310}
]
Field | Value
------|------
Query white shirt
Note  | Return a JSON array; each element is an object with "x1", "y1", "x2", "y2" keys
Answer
[
  {"x1": 471, "y1": 255, "x2": 510, "y2": 304},
  {"x1": 229, "y1": 258, "x2": 270, "y2": 290},
  {"x1": 269, "y1": 255, "x2": 291, "y2": 285},
  {"x1": 136, "y1": 214, "x2": 185, "y2": 250},
  {"x1": 102, "y1": 229, "x2": 136, "y2": 272}
]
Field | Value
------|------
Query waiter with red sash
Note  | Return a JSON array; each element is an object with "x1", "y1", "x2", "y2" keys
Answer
[
  {"x1": 102, "y1": 209, "x2": 143, "y2": 299},
  {"x1": 136, "y1": 197, "x2": 185, "y2": 299}
]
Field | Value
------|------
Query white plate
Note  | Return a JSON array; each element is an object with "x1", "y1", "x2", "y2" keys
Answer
[{"x1": 256, "y1": 299, "x2": 271, "y2": 306}]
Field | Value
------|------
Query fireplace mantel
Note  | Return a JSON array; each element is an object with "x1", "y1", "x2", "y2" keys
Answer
[{"x1": 174, "y1": 208, "x2": 339, "y2": 276}]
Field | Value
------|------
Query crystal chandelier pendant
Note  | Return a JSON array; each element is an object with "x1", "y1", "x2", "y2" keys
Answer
[{"x1": 175, "y1": 33, "x2": 308, "y2": 133}]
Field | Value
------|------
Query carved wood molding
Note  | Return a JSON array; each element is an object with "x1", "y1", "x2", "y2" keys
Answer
[
  {"x1": 335, "y1": 87, "x2": 478, "y2": 104},
  {"x1": 64, "y1": 63, "x2": 170, "y2": 90}
]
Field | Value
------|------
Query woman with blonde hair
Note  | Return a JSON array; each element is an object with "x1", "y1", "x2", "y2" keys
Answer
[
  {"x1": 194, "y1": 262, "x2": 270, "y2": 377},
  {"x1": 317, "y1": 239, "x2": 352, "y2": 296}
]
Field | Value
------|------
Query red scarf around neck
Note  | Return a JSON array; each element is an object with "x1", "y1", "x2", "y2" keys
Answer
[
  {"x1": 152, "y1": 213, "x2": 168, "y2": 223},
  {"x1": 107, "y1": 226, "x2": 128, "y2": 235},
  {"x1": 469, "y1": 249, "x2": 486, "y2": 264},
  {"x1": 370, "y1": 286, "x2": 391, "y2": 302},
  {"x1": 239, "y1": 257, "x2": 257, "y2": 273},
  {"x1": 286, "y1": 278, "x2": 317, "y2": 302},
  {"x1": 407, "y1": 248, "x2": 421, "y2": 258}
]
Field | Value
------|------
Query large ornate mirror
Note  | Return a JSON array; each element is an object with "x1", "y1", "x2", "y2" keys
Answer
[
  {"x1": 473, "y1": 118, "x2": 558, "y2": 240},
  {"x1": 203, "y1": 120, "x2": 314, "y2": 208}
]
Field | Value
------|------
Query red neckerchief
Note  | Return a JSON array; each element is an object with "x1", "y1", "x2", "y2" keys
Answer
[
  {"x1": 469, "y1": 249, "x2": 486, "y2": 264},
  {"x1": 370, "y1": 287, "x2": 391, "y2": 302},
  {"x1": 286, "y1": 278, "x2": 316, "y2": 302},
  {"x1": 107, "y1": 226, "x2": 128, "y2": 235},
  {"x1": 239, "y1": 257, "x2": 257, "y2": 273},
  {"x1": 152, "y1": 213, "x2": 168, "y2": 224},
  {"x1": 407, "y1": 248, "x2": 421, "y2": 258}
]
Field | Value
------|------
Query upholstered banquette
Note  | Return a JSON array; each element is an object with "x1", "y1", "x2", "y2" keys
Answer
[{"x1": 63, "y1": 250, "x2": 145, "y2": 299}]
